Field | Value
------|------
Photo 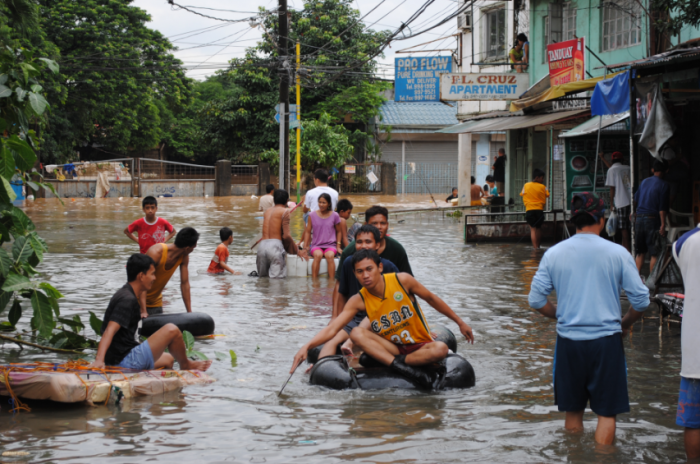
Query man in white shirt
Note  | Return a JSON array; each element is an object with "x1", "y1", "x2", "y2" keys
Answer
[
  {"x1": 258, "y1": 184, "x2": 275, "y2": 213},
  {"x1": 303, "y1": 169, "x2": 338, "y2": 224},
  {"x1": 673, "y1": 225, "x2": 700, "y2": 460},
  {"x1": 600, "y1": 151, "x2": 631, "y2": 251}
]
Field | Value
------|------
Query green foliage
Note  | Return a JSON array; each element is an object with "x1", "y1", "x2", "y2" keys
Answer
[
  {"x1": 313, "y1": 81, "x2": 390, "y2": 123},
  {"x1": 265, "y1": 112, "x2": 354, "y2": 170},
  {"x1": 32, "y1": 0, "x2": 192, "y2": 161},
  {"x1": 182, "y1": 329, "x2": 208, "y2": 361},
  {"x1": 651, "y1": 0, "x2": 700, "y2": 36},
  {"x1": 201, "y1": 0, "x2": 390, "y2": 165}
]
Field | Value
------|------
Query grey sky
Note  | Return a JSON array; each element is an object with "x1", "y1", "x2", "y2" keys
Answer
[{"x1": 132, "y1": 0, "x2": 459, "y2": 81}]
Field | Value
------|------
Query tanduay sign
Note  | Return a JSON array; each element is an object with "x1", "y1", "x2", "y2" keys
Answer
[{"x1": 440, "y1": 73, "x2": 530, "y2": 101}]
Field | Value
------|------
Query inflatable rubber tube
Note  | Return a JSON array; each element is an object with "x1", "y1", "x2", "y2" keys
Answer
[
  {"x1": 309, "y1": 354, "x2": 475, "y2": 390},
  {"x1": 306, "y1": 324, "x2": 458, "y2": 364},
  {"x1": 140, "y1": 312, "x2": 215, "y2": 337}
]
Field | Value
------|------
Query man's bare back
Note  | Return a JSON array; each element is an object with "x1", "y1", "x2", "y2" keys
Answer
[
  {"x1": 262, "y1": 205, "x2": 297, "y2": 254},
  {"x1": 470, "y1": 184, "x2": 484, "y2": 201}
]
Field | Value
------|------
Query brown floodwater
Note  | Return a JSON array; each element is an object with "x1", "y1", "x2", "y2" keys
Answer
[{"x1": 0, "y1": 194, "x2": 685, "y2": 462}]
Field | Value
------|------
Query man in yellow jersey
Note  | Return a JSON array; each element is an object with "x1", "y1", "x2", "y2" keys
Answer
[
  {"x1": 291, "y1": 249, "x2": 474, "y2": 389},
  {"x1": 140, "y1": 227, "x2": 199, "y2": 317},
  {"x1": 520, "y1": 168, "x2": 550, "y2": 249}
]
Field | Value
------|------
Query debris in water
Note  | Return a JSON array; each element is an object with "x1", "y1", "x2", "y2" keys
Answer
[
  {"x1": 283, "y1": 325, "x2": 307, "y2": 331},
  {"x1": 298, "y1": 440, "x2": 316, "y2": 445},
  {"x1": 2, "y1": 451, "x2": 30, "y2": 456}
]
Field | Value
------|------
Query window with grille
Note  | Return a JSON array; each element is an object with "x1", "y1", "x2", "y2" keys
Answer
[
  {"x1": 483, "y1": 8, "x2": 506, "y2": 60},
  {"x1": 602, "y1": 0, "x2": 642, "y2": 52},
  {"x1": 563, "y1": 3, "x2": 577, "y2": 40}
]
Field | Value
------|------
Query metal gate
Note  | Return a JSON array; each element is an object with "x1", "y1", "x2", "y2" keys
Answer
[
  {"x1": 396, "y1": 162, "x2": 457, "y2": 195},
  {"x1": 337, "y1": 164, "x2": 382, "y2": 194}
]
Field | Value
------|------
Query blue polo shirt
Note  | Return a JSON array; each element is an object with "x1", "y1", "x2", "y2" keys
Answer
[
  {"x1": 529, "y1": 234, "x2": 650, "y2": 340},
  {"x1": 634, "y1": 175, "x2": 670, "y2": 215}
]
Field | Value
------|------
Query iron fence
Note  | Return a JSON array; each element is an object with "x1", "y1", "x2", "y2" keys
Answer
[
  {"x1": 231, "y1": 165, "x2": 258, "y2": 185},
  {"x1": 337, "y1": 163, "x2": 382, "y2": 194},
  {"x1": 396, "y1": 162, "x2": 457, "y2": 196},
  {"x1": 139, "y1": 159, "x2": 215, "y2": 181}
]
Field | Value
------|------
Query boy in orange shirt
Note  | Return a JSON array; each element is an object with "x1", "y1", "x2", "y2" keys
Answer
[
  {"x1": 520, "y1": 168, "x2": 550, "y2": 249},
  {"x1": 207, "y1": 227, "x2": 239, "y2": 274}
]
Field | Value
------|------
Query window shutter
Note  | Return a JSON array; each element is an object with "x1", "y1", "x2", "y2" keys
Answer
[{"x1": 548, "y1": 3, "x2": 563, "y2": 44}]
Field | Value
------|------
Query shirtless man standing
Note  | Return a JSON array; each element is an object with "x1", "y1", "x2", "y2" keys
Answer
[
  {"x1": 257, "y1": 189, "x2": 309, "y2": 278},
  {"x1": 470, "y1": 176, "x2": 485, "y2": 206},
  {"x1": 140, "y1": 227, "x2": 199, "y2": 316}
]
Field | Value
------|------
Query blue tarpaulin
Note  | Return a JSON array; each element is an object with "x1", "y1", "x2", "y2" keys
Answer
[{"x1": 591, "y1": 71, "x2": 630, "y2": 116}]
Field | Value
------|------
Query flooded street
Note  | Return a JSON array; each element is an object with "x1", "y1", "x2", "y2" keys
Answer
[{"x1": 0, "y1": 195, "x2": 685, "y2": 463}]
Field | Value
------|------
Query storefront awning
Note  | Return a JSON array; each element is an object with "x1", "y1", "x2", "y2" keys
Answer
[
  {"x1": 509, "y1": 72, "x2": 623, "y2": 112},
  {"x1": 438, "y1": 109, "x2": 589, "y2": 134},
  {"x1": 559, "y1": 112, "x2": 630, "y2": 138}
]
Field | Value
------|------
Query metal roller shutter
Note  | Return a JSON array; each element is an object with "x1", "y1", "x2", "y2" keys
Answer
[{"x1": 381, "y1": 141, "x2": 458, "y2": 164}]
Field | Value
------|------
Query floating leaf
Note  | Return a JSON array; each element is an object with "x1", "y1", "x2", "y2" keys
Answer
[
  {"x1": 89, "y1": 311, "x2": 102, "y2": 335},
  {"x1": 191, "y1": 350, "x2": 209, "y2": 361},
  {"x1": 183, "y1": 330, "x2": 195, "y2": 352},
  {"x1": 230, "y1": 349, "x2": 238, "y2": 367},
  {"x1": 30, "y1": 290, "x2": 55, "y2": 339},
  {"x1": 214, "y1": 351, "x2": 228, "y2": 361}
]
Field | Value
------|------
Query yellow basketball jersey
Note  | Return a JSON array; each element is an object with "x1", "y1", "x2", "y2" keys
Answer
[{"x1": 359, "y1": 273, "x2": 433, "y2": 345}]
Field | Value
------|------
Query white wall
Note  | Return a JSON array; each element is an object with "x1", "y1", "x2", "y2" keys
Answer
[{"x1": 456, "y1": 0, "x2": 529, "y2": 117}]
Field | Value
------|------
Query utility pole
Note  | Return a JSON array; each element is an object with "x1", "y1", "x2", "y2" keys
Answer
[
  {"x1": 295, "y1": 41, "x2": 301, "y2": 203},
  {"x1": 278, "y1": 0, "x2": 290, "y2": 190}
]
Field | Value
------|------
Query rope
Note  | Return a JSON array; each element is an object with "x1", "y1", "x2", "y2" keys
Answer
[{"x1": 3, "y1": 369, "x2": 30, "y2": 414}]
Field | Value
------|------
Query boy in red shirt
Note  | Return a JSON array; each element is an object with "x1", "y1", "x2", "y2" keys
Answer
[
  {"x1": 124, "y1": 196, "x2": 176, "y2": 254},
  {"x1": 208, "y1": 227, "x2": 239, "y2": 274}
]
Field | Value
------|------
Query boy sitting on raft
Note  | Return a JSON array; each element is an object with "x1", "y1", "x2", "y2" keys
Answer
[
  {"x1": 90, "y1": 254, "x2": 211, "y2": 372},
  {"x1": 124, "y1": 196, "x2": 176, "y2": 254},
  {"x1": 316, "y1": 225, "x2": 399, "y2": 361},
  {"x1": 291, "y1": 249, "x2": 474, "y2": 389}
]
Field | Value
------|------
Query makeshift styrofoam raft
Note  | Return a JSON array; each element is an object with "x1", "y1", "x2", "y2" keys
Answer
[
  {"x1": 286, "y1": 255, "x2": 340, "y2": 277},
  {"x1": 0, "y1": 365, "x2": 214, "y2": 406}
]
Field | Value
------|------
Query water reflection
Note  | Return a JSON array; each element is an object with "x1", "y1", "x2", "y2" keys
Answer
[{"x1": 0, "y1": 195, "x2": 687, "y2": 462}]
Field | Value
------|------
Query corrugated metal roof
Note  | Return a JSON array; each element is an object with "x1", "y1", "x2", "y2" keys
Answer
[
  {"x1": 438, "y1": 109, "x2": 589, "y2": 134},
  {"x1": 379, "y1": 100, "x2": 459, "y2": 127}
]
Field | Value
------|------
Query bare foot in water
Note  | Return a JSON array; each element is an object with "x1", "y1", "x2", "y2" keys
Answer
[{"x1": 181, "y1": 360, "x2": 213, "y2": 371}]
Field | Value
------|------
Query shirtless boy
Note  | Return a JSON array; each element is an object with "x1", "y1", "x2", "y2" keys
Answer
[
  {"x1": 90, "y1": 254, "x2": 211, "y2": 372},
  {"x1": 141, "y1": 227, "x2": 199, "y2": 316},
  {"x1": 470, "y1": 176, "x2": 485, "y2": 206},
  {"x1": 292, "y1": 249, "x2": 474, "y2": 389},
  {"x1": 257, "y1": 189, "x2": 308, "y2": 278}
]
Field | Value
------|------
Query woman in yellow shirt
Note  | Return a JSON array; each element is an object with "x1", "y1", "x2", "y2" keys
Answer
[{"x1": 520, "y1": 168, "x2": 549, "y2": 249}]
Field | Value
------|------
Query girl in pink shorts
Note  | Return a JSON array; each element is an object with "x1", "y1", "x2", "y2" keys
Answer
[{"x1": 302, "y1": 193, "x2": 342, "y2": 278}]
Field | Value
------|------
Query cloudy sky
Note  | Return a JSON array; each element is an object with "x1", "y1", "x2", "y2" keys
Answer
[{"x1": 132, "y1": 0, "x2": 460, "y2": 81}]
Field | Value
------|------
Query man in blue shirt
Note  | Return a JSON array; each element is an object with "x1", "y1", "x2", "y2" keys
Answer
[
  {"x1": 317, "y1": 224, "x2": 399, "y2": 360},
  {"x1": 633, "y1": 160, "x2": 670, "y2": 273},
  {"x1": 529, "y1": 192, "x2": 650, "y2": 446}
]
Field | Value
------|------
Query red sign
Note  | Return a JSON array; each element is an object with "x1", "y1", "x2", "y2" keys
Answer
[{"x1": 546, "y1": 38, "x2": 585, "y2": 86}]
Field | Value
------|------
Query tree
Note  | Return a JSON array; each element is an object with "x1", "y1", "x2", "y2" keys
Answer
[
  {"x1": 261, "y1": 113, "x2": 354, "y2": 171},
  {"x1": 34, "y1": 0, "x2": 192, "y2": 161},
  {"x1": 651, "y1": 0, "x2": 700, "y2": 40},
  {"x1": 206, "y1": 0, "x2": 391, "y2": 162}
]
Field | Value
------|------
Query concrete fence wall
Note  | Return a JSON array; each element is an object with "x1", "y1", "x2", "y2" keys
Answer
[
  {"x1": 140, "y1": 180, "x2": 215, "y2": 198},
  {"x1": 45, "y1": 180, "x2": 132, "y2": 199}
]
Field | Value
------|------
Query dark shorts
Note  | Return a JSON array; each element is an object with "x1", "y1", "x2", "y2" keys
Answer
[
  {"x1": 677, "y1": 377, "x2": 700, "y2": 428},
  {"x1": 343, "y1": 311, "x2": 367, "y2": 335},
  {"x1": 525, "y1": 210, "x2": 545, "y2": 229},
  {"x1": 554, "y1": 333, "x2": 629, "y2": 417},
  {"x1": 634, "y1": 217, "x2": 661, "y2": 255},
  {"x1": 398, "y1": 341, "x2": 431, "y2": 355},
  {"x1": 616, "y1": 206, "x2": 631, "y2": 230}
]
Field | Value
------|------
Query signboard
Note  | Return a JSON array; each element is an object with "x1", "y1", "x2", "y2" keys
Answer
[
  {"x1": 546, "y1": 38, "x2": 585, "y2": 86},
  {"x1": 344, "y1": 165, "x2": 356, "y2": 174},
  {"x1": 274, "y1": 104, "x2": 300, "y2": 129},
  {"x1": 440, "y1": 73, "x2": 530, "y2": 101},
  {"x1": 395, "y1": 56, "x2": 452, "y2": 102}
]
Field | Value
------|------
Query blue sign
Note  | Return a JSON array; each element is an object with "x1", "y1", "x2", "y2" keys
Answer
[{"x1": 395, "y1": 56, "x2": 452, "y2": 102}]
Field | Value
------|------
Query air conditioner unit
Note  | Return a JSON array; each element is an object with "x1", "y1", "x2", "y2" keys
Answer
[{"x1": 457, "y1": 12, "x2": 472, "y2": 31}]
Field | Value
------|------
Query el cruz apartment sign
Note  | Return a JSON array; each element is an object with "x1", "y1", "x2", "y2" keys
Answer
[
  {"x1": 395, "y1": 56, "x2": 452, "y2": 102},
  {"x1": 440, "y1": 73, "x2": 530, "y2": 101}
]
